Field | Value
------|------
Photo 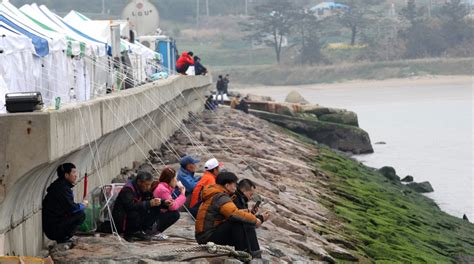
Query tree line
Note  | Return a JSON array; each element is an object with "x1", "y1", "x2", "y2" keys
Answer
[{"x1": 240, "y1": 0, "x2": 473, "y2": 64}]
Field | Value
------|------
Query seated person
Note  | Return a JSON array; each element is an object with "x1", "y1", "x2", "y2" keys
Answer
[
  {"x1": 189, "y1": 158, "x2": 222, "y2": 217},
  {"x1": 152, "y1": 167, "x2": 186, "y2": 240},
  {"x1": 230, "y1": 95, "x2": 240, "y2": 109},
  {"x1": 194, "y1": 56, "x2": 208, "y2": 75},
  {"x1": 177, "y1": 155, "x2": 201, "y2": 196},
  {"x1": 195, "y1": 172, "x2": 262, "y2": 258},
  {"x1": 176, "y1": 51, "x2": 194, "y2": 74},
  {"x1": 204, "y1": 96, "x2": 217, "y2": 110},
  {"x1": 112, "y1": 171, "x2": 171, "y2": 242},
  {"x1": 42, "y1": 163, "x2": 87, "y2": 244},
  {"x1": 234, "y1": 179, "x2": 270, "y2": 226},
  {"x1": 236, "y1": 96, "x2": 250, "y2": 114}
]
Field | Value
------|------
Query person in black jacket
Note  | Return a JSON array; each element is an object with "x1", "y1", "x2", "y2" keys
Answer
[
  {"x1": 194, "y1": 56, "x2": 208, "y2": 76},
  {"x1": 42, "y1": 163, "x2": 87, "y2": 243},
  {"x1": 112, "y1": 171, "x2": 172, "y2": 242},
  {"x1": 233, "y1": 179, "x2": 270, "y2": 226}
]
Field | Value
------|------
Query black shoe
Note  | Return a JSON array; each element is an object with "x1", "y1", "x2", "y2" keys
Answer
[
  {"x1": 56, "y1": 237, "x2": 73, "y2": 244},
  {"x1": 251, "y1": 250, "x2": 263, "y2": 259},
  {"x1": 124, "y1": 231, "x2": 151, "y2": 242}
]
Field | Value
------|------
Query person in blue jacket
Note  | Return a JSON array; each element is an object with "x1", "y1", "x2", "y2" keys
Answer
[
  {"x1": 42, "y1": 163, "x2": 87, "y2": 243},
  {"x1": 177, "y1": 156, "x2": 201, "y2": 196}
]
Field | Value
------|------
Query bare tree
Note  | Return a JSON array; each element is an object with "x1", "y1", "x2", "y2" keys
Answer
[{"x1": 240, "y1": 0, "x2": 296, "y2": 64}]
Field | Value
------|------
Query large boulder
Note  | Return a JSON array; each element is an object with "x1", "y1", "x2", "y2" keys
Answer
[
  {"x1": 378, "y1": 166, "x2": 400, "y2": 182},
  {"x1": 250, "y1": 110, "x2": 373, "y2": 154},
  {"x1": 407, "y1": 181, "x2": 434, "y2": 193},
  {"x1": 285, "y1": 90, "x2": 309, "y2": 104}
]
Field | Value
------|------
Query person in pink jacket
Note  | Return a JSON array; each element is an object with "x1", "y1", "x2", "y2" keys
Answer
[{"x1": 152, "y1": 167, "x2": 186, "y2": 240}]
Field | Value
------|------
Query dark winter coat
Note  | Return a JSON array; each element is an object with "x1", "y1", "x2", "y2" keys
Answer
[{"x1": 42, "y1": 178, "x2": 84, "y2": 231}]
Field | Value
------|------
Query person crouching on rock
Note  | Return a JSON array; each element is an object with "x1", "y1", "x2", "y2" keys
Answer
[
  {"x1": 195, "y1": 172, "x2": 262, "y2": 258},
  {"x1": 42, "y1": 163, "x2": 87, "y2": 244},
  {"x1": 233, "y1": 179, "x2": 271, "y2": 227},
  {"x1": 151, "y1": 167, "x2": 186, "y2": 240},
  {"x1": 112, "y1": 171, "x2": 173, "y2": 242}
]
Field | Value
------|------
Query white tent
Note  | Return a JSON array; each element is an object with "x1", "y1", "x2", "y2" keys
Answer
[{"x1": 0, "y1": 26, "x2": 40, "y2": 101}]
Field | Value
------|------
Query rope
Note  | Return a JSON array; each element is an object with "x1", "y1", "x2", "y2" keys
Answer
[{"x1": 172, "y1": 242, "x2": 253, "y2": 262}]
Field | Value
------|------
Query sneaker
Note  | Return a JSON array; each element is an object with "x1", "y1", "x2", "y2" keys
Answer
[{"x1": 151, "y1": 233, "x2": 169, "y2": 241}]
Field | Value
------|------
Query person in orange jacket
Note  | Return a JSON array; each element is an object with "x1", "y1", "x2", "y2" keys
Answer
[
  {"x1": 189, "y1": 158, "x2": 222, "y2": 216},
  {"x1": 195, "y1": 172, "x2": 263, "y2": 258},
  {"x1": 176, "y1": 51, "x2": 195, "y2": 74}
]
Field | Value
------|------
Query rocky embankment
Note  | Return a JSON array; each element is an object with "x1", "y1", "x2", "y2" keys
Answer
[{"x1": 50, "y1": 109, "x2": 474, "y2": 263}]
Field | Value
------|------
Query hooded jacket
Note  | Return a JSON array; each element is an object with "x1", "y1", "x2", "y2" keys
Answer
[
  {"x1": 176, "y1": 52, "x2": 194, "y2": 70},
  {"x1": 42, "y1": 178, "x2": 84, "y2": 231},
  {"x1": 195, "y1": 184, "x2": 257, "y2": 244}
]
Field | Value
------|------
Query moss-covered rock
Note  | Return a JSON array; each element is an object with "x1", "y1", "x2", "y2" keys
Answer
[
  {"x1": 318, "y1": 112, "x2": 359, "y2": 127},
  {"x1": 378, "y1": 166, "x2": 400, "y2": 182},
  {"x1": 303, "y1": 107, "x2": 360, "y2": 127},
  {"x1": 250, "y1": 110, "x2": 373, "y2": 154},
  {"x1": 313, "y1": 147, "x2": 474, "y2": 263},
  {"x1": 407, "y1": 181, "x2": 434, "y2": 193}
]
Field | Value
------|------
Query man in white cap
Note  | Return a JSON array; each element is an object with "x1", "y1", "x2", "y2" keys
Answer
[{"x1": 189, "y1": 158, "x2": 223, "y2": 216}]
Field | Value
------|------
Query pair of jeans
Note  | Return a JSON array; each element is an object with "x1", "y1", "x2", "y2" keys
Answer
[
  {"x1": 44, "y1": 211, "x2": 85, "y2": 242},
  {"x1": 216, "y1": 90, "x2": 225, "y2": 104},
  {"x1": 208, "y1": 220, "x2": 260, "y2": 253}
]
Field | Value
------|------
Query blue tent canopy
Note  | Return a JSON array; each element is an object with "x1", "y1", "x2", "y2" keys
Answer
[
  {"x1": 310, "y1": 2, "x2": 349, "y2": 12},
  {"x1": 0, "y1": 14, "x2": 49, "y2": 56}
]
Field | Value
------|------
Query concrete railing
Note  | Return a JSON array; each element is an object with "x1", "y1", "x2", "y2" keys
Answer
[{"x1": 0, "y1": 75, "x2": 212, "y2": 256}]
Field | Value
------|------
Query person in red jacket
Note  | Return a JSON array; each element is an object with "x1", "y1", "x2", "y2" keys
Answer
[{"x1": 176, "y1": 51, "x2": 195, "y2": 74}]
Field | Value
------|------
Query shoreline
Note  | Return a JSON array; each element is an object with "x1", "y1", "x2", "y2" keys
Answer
[
  {"x1": 233, "y1": 75, "x2": 473, "y2": 221},
  {"x1": 233, "y1": 75, "x2": 472, "y2": 91}
]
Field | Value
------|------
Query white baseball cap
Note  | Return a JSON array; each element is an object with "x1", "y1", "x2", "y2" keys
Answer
[{"x1": 204, "y1": 158, "x2": 223, "y2": 171}]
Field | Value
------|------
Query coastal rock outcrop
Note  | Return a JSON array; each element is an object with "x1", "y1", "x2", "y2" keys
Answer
[
  {"x1": 401, "y1": 175, "x2": 414, "y2": 182},
  {"x1": 250, "y1": 110, "x2": 373, "y2": 154},
  {"x1": 378, "y1": 166, "x2": 400, "y2": 182},
  {"x1": 407, "y1": 181, "x2": 434, "y2": 193}
]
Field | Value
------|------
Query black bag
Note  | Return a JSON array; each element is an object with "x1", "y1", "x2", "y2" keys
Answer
[{"x1": 5, "y1": 92, "x2": 43, "y2": 113}]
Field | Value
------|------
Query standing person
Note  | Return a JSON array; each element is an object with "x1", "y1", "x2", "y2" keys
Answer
[
  {"x1": 176, "y1": 51, "x2": 195, "y2": 74},
  {"x1": 216, "y1": 75, "x2": 225, "y2": 104},
  {"x1": 177, "y1": 155, "x2": 201, "y2": 196},
  {"x1": 189, "y1": 158, "x2": 223, "y2": 216},
  {"x1": 223, "y1": 74, "x2": 230, "y2": 95},
  {"x1": 152, "y1": 167, "x2": 186, "y2": 240},
  {"x1": 195, "y1": 172, "x2": 262, "y2": 258},
  {"x1": 112, "y1": 171, "x2": 172, "y2": 242},
  {"x1": 194, "y1": 56, "x2": 208, "y2": 75},
  {"x1": 42, "y1": 163, "x2": 87, "y2": 244}
]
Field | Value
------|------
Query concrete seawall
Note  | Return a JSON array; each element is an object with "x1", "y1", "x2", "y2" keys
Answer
[{"x1": 0, "y1": 75, "x2": 212, "y2": 256}]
